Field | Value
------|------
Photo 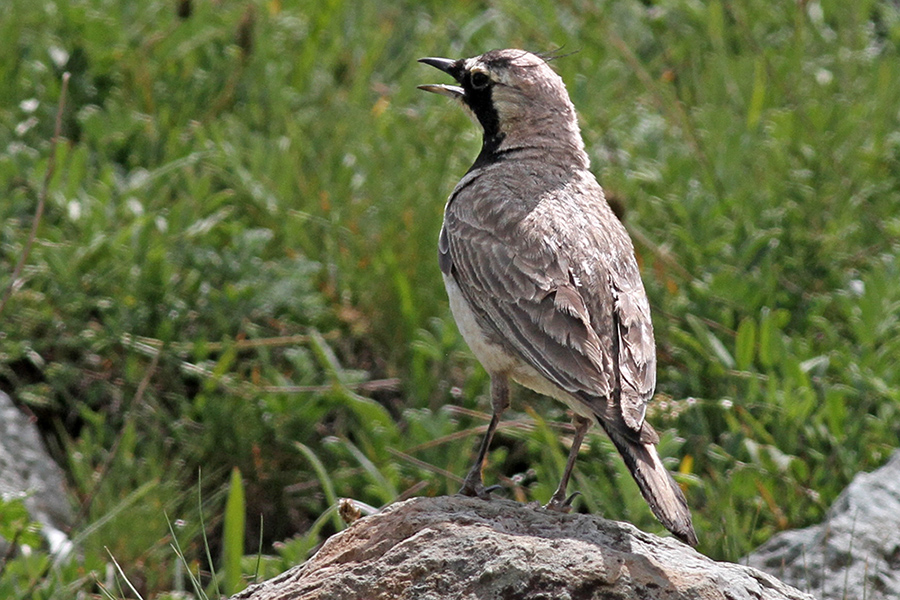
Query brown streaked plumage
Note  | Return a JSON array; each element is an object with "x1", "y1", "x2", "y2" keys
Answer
[{"x1": 419, "y1": 49, "x2": 697, "y2": 546}]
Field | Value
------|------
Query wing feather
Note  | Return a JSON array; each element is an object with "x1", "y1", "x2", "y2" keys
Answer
[{"x1": 610, "y1": 260, "x2": 657, "y2": 430}]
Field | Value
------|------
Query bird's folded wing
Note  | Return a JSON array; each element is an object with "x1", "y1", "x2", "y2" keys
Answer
[
  {"x1": 443, "y1": 223, "x2": 606, "y2": 401},
  {"x1": 441, "y1": 211, "x2": 657, "y2": 434}
]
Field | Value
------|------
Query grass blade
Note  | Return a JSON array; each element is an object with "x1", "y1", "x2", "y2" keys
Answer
[
  {"x1": 223, "y1": 467, "x2": 246, "y2": 595},
  {"x1": 296, "y1": 442, "x2": 343, "y2": 533}
]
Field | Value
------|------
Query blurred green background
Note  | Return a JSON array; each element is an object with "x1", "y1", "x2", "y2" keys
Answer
[{"x1": 2, "y1": 0, "x2": 900, "y2": 597}]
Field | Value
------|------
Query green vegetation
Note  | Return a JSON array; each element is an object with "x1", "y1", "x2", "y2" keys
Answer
[{"x1": 2, "y1": 0, "x2": 900, "y2": 596}]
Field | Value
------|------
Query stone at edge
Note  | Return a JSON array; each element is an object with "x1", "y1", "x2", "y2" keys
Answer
[{"x1": 748, "y1": 450, "x2": 900, "y2": 600}]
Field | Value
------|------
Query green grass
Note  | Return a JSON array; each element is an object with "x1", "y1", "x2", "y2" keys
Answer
[{"x1": 2, "y1": 0, "x2": 900, "y2": 596}]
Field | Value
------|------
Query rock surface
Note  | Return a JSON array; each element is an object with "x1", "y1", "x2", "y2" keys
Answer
[
  {"x1": 0, "y1": 390, "x2": 74, "y2": 557},
  {"x1": 747, "y1": 450, "x2": 900, "y2": 600},
  {"x1": 234, "y1": 495, "x2": 813, "y2": 600}
]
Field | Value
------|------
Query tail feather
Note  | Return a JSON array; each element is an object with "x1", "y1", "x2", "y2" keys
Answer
[{"x1": 602, "y1": 422, "x2": 698, "y2": 546}]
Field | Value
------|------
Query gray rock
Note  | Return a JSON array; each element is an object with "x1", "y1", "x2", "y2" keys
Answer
[
  {"x1": 747, "y1": 450, "x2": 900, "y2": 600},
  {"x1": 0, "y1": 390, "x2": 74, "y2": 557},
  {"x1": 234, "y1": 495, "x2": 813, "y2": 600}
]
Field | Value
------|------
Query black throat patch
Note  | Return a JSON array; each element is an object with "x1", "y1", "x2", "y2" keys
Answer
[{"x1": 462, "y1": 78, "x2": 504, "y2": 172}]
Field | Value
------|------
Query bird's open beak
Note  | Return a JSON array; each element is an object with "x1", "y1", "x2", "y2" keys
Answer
[{"x1": 417, "y1": 57, "x2": 465, "y2": 99}]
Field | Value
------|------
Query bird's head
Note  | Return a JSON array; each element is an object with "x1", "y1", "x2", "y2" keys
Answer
[{"x1": 418, "y1": 49, "x2": 585, "y2": 164}]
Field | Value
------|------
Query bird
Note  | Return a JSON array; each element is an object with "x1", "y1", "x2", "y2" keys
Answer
[{"x1": 417, "y1": 49, "x2": 698, "y2": 546}]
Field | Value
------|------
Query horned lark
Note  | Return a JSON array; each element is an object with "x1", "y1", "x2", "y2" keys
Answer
[{"x1": 418, "y1": 49, "x2": 697, "y2": 545}]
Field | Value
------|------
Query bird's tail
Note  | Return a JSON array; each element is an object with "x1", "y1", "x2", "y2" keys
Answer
[{"x1": 601, "y1": 422, "x2": 698, "y2": 546}]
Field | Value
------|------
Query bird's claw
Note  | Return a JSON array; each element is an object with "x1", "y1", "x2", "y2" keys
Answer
[
  {"x1": 459, "y1": 479, "x2": 502, "y2": 500},
  {"x1": 544, "y1": 491, "x2": 581, "y2": 513}
]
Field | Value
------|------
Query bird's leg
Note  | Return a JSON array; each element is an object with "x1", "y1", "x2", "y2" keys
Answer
[
  {"x1": 459, "y1": 375, "x2": 510, "y2": 499},
  {"x1": 545, "y1": 414, "x2": 592, "y2": 512}
]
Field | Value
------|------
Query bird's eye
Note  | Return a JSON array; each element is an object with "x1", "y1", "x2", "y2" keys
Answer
[{"x1": 470, "y1": 71, "x2": 490, "y2": 90}]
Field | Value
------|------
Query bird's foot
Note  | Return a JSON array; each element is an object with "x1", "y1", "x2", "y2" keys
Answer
[
  {"x1": 543, "y1": 491, "x2": 581, "y2": 513},
  {"x1": 458, "y1": 478, "x2": 502, "y2": 500}
]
